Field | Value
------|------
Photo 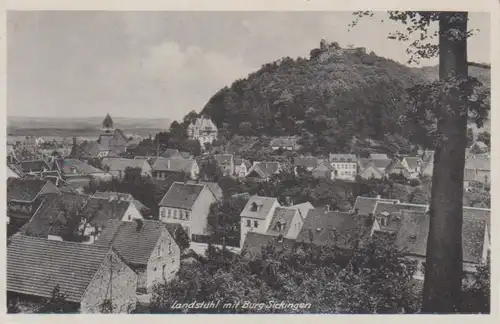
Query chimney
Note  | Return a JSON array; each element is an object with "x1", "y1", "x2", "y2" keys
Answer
[
  {"x1": 135, "y1": 218, "x2": 143, "y2": 232},
  {"x1": 167, "y1": 159, "x2": 171, "y2": 169}
]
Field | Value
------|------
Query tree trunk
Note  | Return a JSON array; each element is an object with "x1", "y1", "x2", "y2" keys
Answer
[{"x1": 422, "y1": 12, "x2": 468, "y2": 313}]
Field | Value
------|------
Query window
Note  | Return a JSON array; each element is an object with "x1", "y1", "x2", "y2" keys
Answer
[
  {"x1": 246, "y1": 220, "x2": 251, "y2": 227},
  {"x1": 162, "y1": 264, "x2": 167, "y2": 280},
  {"x1": 173, "y1": 210, "x2": 178, "y2": 219},
  {"x1": 254, "y1": 221, "x2": 259, "y2": 228},
  {"x1": 169, "y1": 241, "x2": 172, "y2": 254},
  {"x1": 250, "y1": 202, "x2": 258, "y2": 212},
  {"x1": 161, "y1": 209, "x2": 166, "y2": 219},
  {"x1": 185, "y1": 211, "x2": 190, "y2": 220},
  {"x1": 167, "y1": 209, "x2": 171, "y2": 218},
  {"x1": 128, "y1": 215, "x2": 132, "y2": 221},
  {"x1": 157, "y1": 247, "x2": 161, "y2": 258}
]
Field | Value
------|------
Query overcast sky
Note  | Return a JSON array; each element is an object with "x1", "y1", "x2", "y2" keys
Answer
[{"x1": 7, "y1": 11, "x2": 490, "y2": 120}]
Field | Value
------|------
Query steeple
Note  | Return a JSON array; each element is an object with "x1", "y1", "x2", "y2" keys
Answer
[{"x1": 102, "y1": 113, "x2": 114, "y2": 133}]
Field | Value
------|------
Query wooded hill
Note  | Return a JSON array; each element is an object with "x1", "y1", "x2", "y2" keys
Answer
[{"x1": 200, "y1": 40, "x2": 490, "y2": 155}]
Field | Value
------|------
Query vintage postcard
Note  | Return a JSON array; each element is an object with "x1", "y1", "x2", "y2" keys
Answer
[{"x1": 1, "y1": 0, "x2": 498, "y2": 321}]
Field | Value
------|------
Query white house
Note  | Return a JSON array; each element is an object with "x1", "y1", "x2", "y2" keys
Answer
[
  {"x1": 187, "y1": 116, "x2": 218, "y2": 148},
  {"x1": 239, "y1": 195, "x2": 281, "y2": 247},
  {"x1": 329, "y1": 154, "x2": 358, "y2": 181},
  {"x1": 158, "y1": 182, "x2": 217, "y2": 239}
]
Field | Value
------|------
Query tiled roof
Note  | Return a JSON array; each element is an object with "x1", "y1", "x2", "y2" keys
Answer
[
  {"x1": 266, "y1": 207, "x2": 299, "y2": 236},
  {"x1": 374, "y1": 201, "x2": 428, "y2": 216},
  {"x1": 403, "y1": 157, "x2": 422, "y2": 170},
  {"x1": 7, "y1": 235, "x2": 112, "y2": 303},
  {"x1": 93, "y1": 191, "x2": 133, "y2": 201},
  {"x1": 329, "y1": 154, "x2": 357, "y2": 163},
  {"x1": 95, "y1": 219, "x2": 167, "y2": 266},
  {"x1": 158, "y1": 182, "x2": 205, "y2": 209},
  {"x1": 394, "y1": 210, "x2": 488, "y2": 264},
  {"x1": 21, "y1": 193, "x2": 89, "y2": 238},
  {"x1": 293, "y1": 157, "x2": 319, "y2": 169},
  {"x1": 61, "y1": 159, "x2": 105, "y2": 174},
  {"x1": 188, "y1": 117, "x2": 217, "y2": 132},
  {"x1": 463, "y1": 207, "x2": 490, "y2": 237},
  {"x1": 240, "y1": 196, "x2": 279, "y2": 220},
  {"x1": 152, "y1": 158, "x2": 197, "y2": 173},
  {"x1": 242, "y1": 232, "x2": 296, "y2": 259},
  {"x1": 7, "y1": 178, "x2": 48, "y2": 202},
  {"x1": 18, "y1": 160, "x2": 51, "y2": 173},
  {"x1": 199, "y1": 181, "x2": 223, "y2": 200},
  {"x1": 214, "y1": 154, "x2": 233, "y2": 164},
  {"x1": 352, "y1": 196, "x2": 400, "y2": 215},
  {"x1": 161, "y1": 149, "x2": 183, "y2": 159},
  {"x1": 247, "y1": 162, "x2": 280, "y2": 178},
  {"x1": 297, "y1": 209, "x2": 372, "y2": 249},
  {"x1": 102, "y1": 158, "x2": 147, "y2": 172},
  {"x1": 370, "y1": 153, "x2": 389, "y2": 160},
  {"x1": 234, "y1": 158, "x2": 251, "y2": 169},
  {"x1": 270, "y1": 137, "x2": 298, "y2": 148},
  {"x1": 292, "y1": 202, "x2": 315, "y2": 220},
  {"x1": 465, "y1": 156, "x2": 490, "y2": 171},
  {"x1": 80, "y1": 197, "x2": 132, "y2": 228},
  {"x1": 371, "y1": 158, "x2": 392, "y2": 170},
  {"x1": 358, "y1": 158, "x2": 372, "y2": 170}
]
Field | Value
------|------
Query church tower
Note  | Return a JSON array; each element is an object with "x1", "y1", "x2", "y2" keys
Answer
[{"x1": 102, "y1": 113, "x2": 114, "y2": 133}]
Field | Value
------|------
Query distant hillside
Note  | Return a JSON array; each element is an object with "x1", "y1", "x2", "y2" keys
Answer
[
  {"x1": 201, "y1": 41, "x2": 490, "y2": 154},
  {"x1": 414, "y1": 64, "x2": 491, "y2": 87},
  {"x1": 7, "y1": 116, "x2": 172, "y2": 138}
]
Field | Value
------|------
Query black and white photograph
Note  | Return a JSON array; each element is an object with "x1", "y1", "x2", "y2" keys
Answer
[{"x1": 4, "y1": 4, "x2": 493, "y2": 316}]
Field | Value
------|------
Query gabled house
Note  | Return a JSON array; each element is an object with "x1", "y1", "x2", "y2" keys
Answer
[
  {"x1": 152, "y1": 158, "x2": 199, "y2": 180},
  {"x1": 392, "y1": 210, "x2": 489, "y2": 280},
  {"x1": 401, "y1": 156, "x2": 422, "y2": 179},
  {"x1": 92, "y1": 191, "x2": 153, "y2": 218},
  {"x1": 239, "y1": 195, "x2": 280, "y2": 247},
  {"x1": 95, "y1": 219, "x2": 181, "y2": 294},
  {"x1": 158, "y1": 182, "x2": 217, "y2": 239},
  {"x1": 242, "y1": 232, "x2": 296, "y2": 260},
  {"x1": 234, "y1": 158, "x2": 252, "y2": 178},
  {"x1": 18, "y1": 160, "x2": 51, "y2": 175},
  {"x1": 386, "y1": 159, "x2": 411, "y2": 179},
  {"x1": 311, "y1": 160, "x2": 335, "y2": 179},
  {"x1": 270, "y1": 136, "x2": 300, "y2": 151},
  {"x1": 246, "y1": 161, "x2": 281, "y2": 181},
  {"x1": 463, "y1": 156, "x2": 490, "y2": 190},
  {"x1": 101, "y1": 158, "x2": 152, "y2": 179},
  {"x1": 187, "y1": 116, "x2": 218, "y2": 148},
  {"x1": 7, "y1": 235, "x2": 137, "y2": 313},
  {"x1": 7, "y1": 178, "x2": 61, "y2": 229},
  {"x1": 7, "y1": 164, "x2": 22, "y2": 179},
  {"x1": 214, "y1": 154, "x2": 235, "y2": 176},
  {"x1": 293, "y1": 156, "x2": 319, "y2": 172},
  {"x1": 19, "y1": 192, "x2": 89, "y2": 240},
  {"x1": 351, "y1": 196, "x2": 400, "y2": 216},
  {"x1": 79, "y1": 197, "x2": 144, "y2": 243},
  {"x1": 369, "y1": 153, "x2": 389, "y2": 160},
  {"x1": 296, "y1": 208, "x2": 379, "y2": 250},
  {"x1": 420, "y1": 150, "x2": 434, "y2": 177},
  {"x1": 329, "y1": 154, "x2": 358, "y2": 181},
  {"x1": 160, "y1": 149, "x2": 183, "y2": 159},
  {"x1": 56, "y1": 158, "x2": 112, "y2": 180},
  {"x1": 265, "y1": 207, "x2": 304, "y2": 240},
  {"x1": 358, "y1": 161, "x2": 385, "y2": 180},
  {"x1": 372, "y1": 200, "x2": 429, "y2": 230},
  {"x1": 198, "y1": 181, "x2": 224, "y2": 200}
]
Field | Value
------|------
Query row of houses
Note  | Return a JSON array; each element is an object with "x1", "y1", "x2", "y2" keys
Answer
[
  {"x1": 7, "y1": 177, "x2": 199, "y2": 313},
  {"x1": 240, "y1": 195, "x2": 490, "y2": 281}
]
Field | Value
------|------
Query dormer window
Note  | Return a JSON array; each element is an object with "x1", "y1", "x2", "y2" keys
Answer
[
  {"x1": 275, "y1": 221, "x2": 283, "y2": 232},
  {"x1": 250, "y1": 202, "x2": 258, "y2": 212}
]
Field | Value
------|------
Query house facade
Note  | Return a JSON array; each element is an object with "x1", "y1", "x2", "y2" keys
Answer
[
  {"x1": 7, "y1": 235, "x2": 138, "y2": 314},
  {"x1": 214, "y1": 154, "x2": 235, "y2": 176},
  {"x1": 152, "y1": 158, "x2": 199, "y2": 180},
  {"x1": 101, "y1": 158, "x2": 152, "y2": 179},
  {"x1": 158, "y1": 182, "x2": 217, "y2": 239},
  {"x1": 187, "y1": 116, "x2": 218, "y2": 148},
  {"x1": 265, "y1": 207, "x2": 304, "y2": 240},
  {"x1": 95, "y1": 220, "x2": 181, "y2": 293},
  {"x1": 329, "y1": 154, "x2": 358, "y2": 180},
  {"x1": 239, "y1": 196, "x2": 280, "y2": 247},
  {"x1": 270, "y1": 136, "x2": 300, "y2": 151},
  {"x1": 401, "y1": 156, "x2": 422, "y2": 179},
  {"x1": 234, "y1": 158, "x2": 251, "y2": 178},
  {"x1": 358, "y1": 164, "x2": 384, "y2": 180}
]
